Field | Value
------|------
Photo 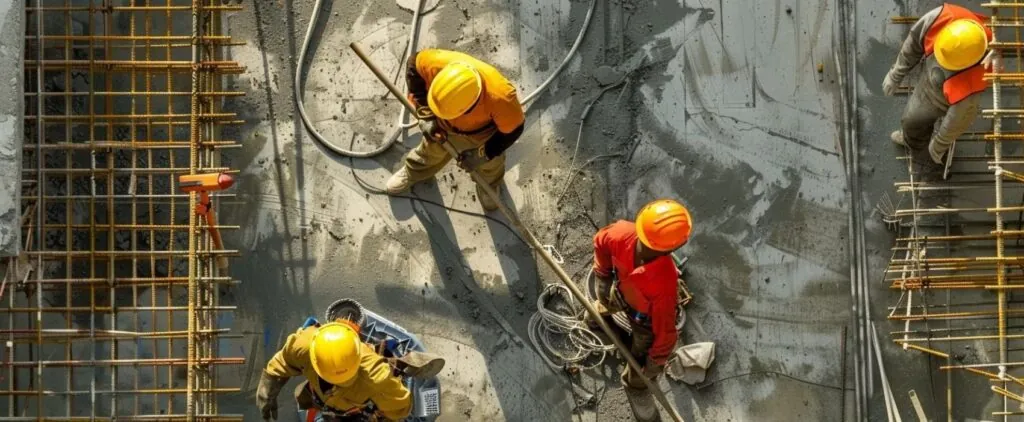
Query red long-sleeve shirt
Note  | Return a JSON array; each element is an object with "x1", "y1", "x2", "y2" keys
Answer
[{"x1": 593, "y1": 221, "x2": 679, "y2": 365}]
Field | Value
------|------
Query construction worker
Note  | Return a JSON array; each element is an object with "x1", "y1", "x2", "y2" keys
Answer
[
  {"x1": 592, "y1": 199, "x2": 691, "y2": 421},
  {"x1": 883, "y1": 3, "x2": 992, "y2": 169},
  {"x1": 385, "y1": 49, "x2": 526, "y2": 211},
  {"x1": 256, "y1": 320, "x2": 444, "y2": 421}
]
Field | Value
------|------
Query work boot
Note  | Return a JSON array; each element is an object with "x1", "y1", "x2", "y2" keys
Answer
[
  {"x1": 622, "y1": 379, "x2": 660, "y2": 422},
  {"x1": 396, "y1": 351, "x2": 446, "y2": 379},
  {"x1": 477, "y1": 184, "x2": 501, "y2": 212},
  {"x1": 386, "y1": 167, "x2": 413, "y2": 195},
  {"x1": 890, "y1": 130, "x2": 907, "y2": 147}
]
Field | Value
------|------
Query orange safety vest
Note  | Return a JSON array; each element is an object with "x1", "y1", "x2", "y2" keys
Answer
[{"x1": 922, "y1": 3, "x2": 993, "y2": 104}]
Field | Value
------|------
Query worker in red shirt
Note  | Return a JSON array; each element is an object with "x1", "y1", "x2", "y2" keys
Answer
[{"x1": 593, "y1": 199, "x2": 691, "y2": 421}]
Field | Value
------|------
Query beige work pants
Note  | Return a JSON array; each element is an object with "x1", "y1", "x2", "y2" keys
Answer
[{"x1": 402, "y1": 132, "x2": 505, "y2": 198}]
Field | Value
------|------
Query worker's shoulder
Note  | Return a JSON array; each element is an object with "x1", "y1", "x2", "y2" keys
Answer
[
  {"x1": 357, "y1": 343, "x2": 403, "y2": 385},
  {"x1": 283, "y1": 326, "x2": 317, "y2": 359},
  {"x1": 601, "y1": 220, "x2": 635, "y2": 236}
]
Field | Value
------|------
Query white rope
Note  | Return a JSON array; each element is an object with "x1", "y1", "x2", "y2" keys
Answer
[{"x1": 528, "y1": 283, "x2": 614, "y2": 371}]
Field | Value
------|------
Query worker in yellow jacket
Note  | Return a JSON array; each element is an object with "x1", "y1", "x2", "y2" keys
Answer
[
  {"x1": 256, "y1": 321, "x2": 443, "y2": 421},
  {"x1": 385, "y1": 49, "x2": 526, "y2": 212}
]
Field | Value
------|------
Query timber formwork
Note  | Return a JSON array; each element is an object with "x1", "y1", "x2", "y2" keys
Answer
[
  {"x1": 6, "y1": 0, "x2": 244, "y2": 419},
  {"x1": 887, "y1": 3, "x2": 1024, "y2": 419}
]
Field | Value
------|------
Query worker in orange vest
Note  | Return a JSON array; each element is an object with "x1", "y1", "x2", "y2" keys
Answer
[
  {"x1": 592, "y1": 199, "x2": 692, "y2": 421},
  {"x1": 883, "y1": 3, "x2": 992, "y2": 168},
  {"x1": 386, "y1": 49, "x2": 526, "y2": 212}
]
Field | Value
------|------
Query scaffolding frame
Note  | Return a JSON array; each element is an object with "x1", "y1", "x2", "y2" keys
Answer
[
  {"x1": 887, "y1": 2, "x2": 1024, "y2": 419},
  {"x1": 6, "y1": 0, "x2": 244, "y2": 419}
]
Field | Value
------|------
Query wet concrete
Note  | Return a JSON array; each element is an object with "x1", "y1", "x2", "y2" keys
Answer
[{"x1": 0, "y1": 0, "x2": 22, "y2": 256}]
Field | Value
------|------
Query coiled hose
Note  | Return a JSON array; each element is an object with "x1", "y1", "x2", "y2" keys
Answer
[
  {"x1": 527, "y1": 282, "x2": 615, "y2": 371},
  {"x1": 295, "y1": 0, "x2": 598, "y2": 157}
]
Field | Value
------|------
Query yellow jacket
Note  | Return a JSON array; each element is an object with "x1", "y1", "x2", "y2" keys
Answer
[{"x1": 265, "y1": 326, "x2": 412, "y2": 421}]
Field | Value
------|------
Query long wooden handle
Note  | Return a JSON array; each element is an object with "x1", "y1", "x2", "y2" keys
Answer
[{"x1": 348, "y1": 41, "x2": 685, "y2": 422}]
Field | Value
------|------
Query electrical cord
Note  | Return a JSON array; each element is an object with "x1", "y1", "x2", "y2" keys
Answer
[{"x1": 695, "y1": 370, "x2": 850, "y2": 392}]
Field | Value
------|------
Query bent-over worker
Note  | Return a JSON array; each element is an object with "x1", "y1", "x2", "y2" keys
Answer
[
  {"x1": 256, "y1": 321, "x2": 442, "y2": 421},
  {"x1": 385, "y1": 49, "x2": 526, "y2": 211},
  {"x1": 593, "y1": 199, "x2": 692, "y2": 421},
  {"x1": 883, "y1": 3, "x2": 992, "y2": 167}
]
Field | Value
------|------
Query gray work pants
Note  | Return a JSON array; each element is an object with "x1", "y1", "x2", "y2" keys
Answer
[{"x1": 900, "y1": 75, "x2": 949, "y2": 223}]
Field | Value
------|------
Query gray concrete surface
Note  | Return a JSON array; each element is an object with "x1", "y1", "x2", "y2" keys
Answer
[
  {"x1": 0, "y1": 0, "x2": 23, "y2": 257},
  {"x1": 213, "y1": 0, "x2": 861, "y2": 420}
]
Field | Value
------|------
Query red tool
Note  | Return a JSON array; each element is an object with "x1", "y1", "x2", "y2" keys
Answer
[{"x1": 179, "y1": 173, "x2": 234, "y2": 270}]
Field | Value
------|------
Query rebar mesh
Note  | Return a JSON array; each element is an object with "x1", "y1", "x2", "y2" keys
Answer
[
  {"x1": 6, "y1": 0, "x2": 244, "y2": 419},
  {"x1": 887, "y1": 3, "x2": 1024, "y2": 418}
]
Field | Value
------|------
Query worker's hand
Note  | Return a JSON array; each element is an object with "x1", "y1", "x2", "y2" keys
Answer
[
  {"x1": 882, "y1": 71, "x2": 900, "y2": 96},
  {"x1": 983, "y1": 50, "x2": 1002, "y2": 72},
  {"x1": 256, "y1": 392, "x2": 277, "y2": 420},
  {"x1": 595, "y1": 273, "x2": 615, "y2": 308},
  {"x1": 256, "y1": 372, "x2": 285, "y2": 420},
  {"x1": 642, "y1": 363, "x2": 665, "y2": 379},
  {"x1": 415, "y1": 106, "x2": 445, "y2": 143},
  {"x1": 456, "y1": 146, "x2": 490, "y2": 171}
]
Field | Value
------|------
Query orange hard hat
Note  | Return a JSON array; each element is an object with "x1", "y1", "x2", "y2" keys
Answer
[{"x1": 635, "y1": 199, "x2": 692, "y2": 252}]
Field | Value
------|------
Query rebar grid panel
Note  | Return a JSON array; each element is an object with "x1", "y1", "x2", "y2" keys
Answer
[
  {"x1": 8, "y1": 0, "x2": 245, "y2": 419},
  {"x1": 885, "y1": 3, "x2": 1024, "y2": 419}
]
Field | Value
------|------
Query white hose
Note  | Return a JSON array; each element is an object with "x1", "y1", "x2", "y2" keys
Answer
[
  {"x1": 296, "y1": 0, "x2": 598, "y2": 157},
  {"x1": 528, "y1": 283, "x2": 615, "y2": 371}
]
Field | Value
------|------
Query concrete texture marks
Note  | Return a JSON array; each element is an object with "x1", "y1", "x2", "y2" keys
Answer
[
  {"x1": 0, "y1": 0, "x2": 23, "y2": 257},
  {"x1": 215, "y1": 0, "x2": 850, "y2": 421}
]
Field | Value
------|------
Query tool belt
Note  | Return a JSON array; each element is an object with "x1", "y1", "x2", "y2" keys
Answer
[
  {"x1": 612, "y1": 285, "x2": 652, "y2": 328},
  {"x1": 309, "y1": 383, "x2": 377, "y2": 421}
]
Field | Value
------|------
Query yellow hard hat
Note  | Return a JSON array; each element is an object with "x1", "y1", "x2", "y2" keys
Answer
[
  {"x1": 934, "y1": 19, "x2": 988, "y2": 71},
  {"x1": 309, "y1": 322, "x2": 362, "y2": 385},
  {"x1": 427, "y1": 62, "x2": 482, "y2": 120}
]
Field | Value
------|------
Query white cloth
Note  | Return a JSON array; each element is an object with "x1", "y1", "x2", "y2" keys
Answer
[{"x1": 665, "y1": 342, "x2": 715, "y2": 385}]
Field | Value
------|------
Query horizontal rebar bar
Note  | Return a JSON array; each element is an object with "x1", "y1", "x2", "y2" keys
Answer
[{"x1": 23, "y1": 141, "x2": 239, "y2": 150}]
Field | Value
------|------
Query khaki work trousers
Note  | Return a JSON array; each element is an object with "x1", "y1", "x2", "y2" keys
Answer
[{"x1": 402, "y1": 131, "x2": 505, "y2": 199}]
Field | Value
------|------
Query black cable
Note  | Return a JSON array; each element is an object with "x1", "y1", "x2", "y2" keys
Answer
[
  {"x1": 696, "y1": 370, "x2": 850, "y2": 392},
  {"x1": 345, "y1": 138, "x2": 527, "y2": 244}
]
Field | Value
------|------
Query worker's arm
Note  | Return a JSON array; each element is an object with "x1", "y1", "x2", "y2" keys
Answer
[
  {"x1": 592, "y1": 225, "x2": 615, "y2": 278},
  {"x1": 365, "y1": 354, "x2": 412, "y2": 421},
  {"x1": 259, "y1": 329, "x2": 309, "y2": 420},
  {"x1": 647, "y1": 292, "x2": 678, "y2": 366},
  {"x1": 482, "y1": 84, "x2": 526, "y2": 159},
  {"x1": 887, "y1": 7, "x2": 941, "y2": 84},
  {"x1": 406, "y1": 50, "x2": 430, "y2": 107},
  {"x1": 929, "y1": 93, "x2": 980, "y2": 164},
  {"x1": 264, "y1": 330, "x2": 307, "y2": 378}
]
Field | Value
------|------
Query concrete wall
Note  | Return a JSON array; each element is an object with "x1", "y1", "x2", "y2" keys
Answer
[{"x1": 0, "y1": 0, "x2": 22, "y2": 257}]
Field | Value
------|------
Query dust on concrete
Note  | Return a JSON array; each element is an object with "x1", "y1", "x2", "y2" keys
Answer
[{"x1": 0, "y1": 0, "x2": 23, "y2": 256}]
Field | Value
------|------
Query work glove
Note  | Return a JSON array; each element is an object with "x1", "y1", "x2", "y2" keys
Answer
[
  {"x1": 595, "y1": 272, "x2": 615, "y2": 310},
  {"x1": 882, "y1": 71, "x2": 900, "y2": 96},
  {"x1": 642, "y1": 362, "x2": 665, "y2": 379},
  {"x1": 456, "y1": 146, "x2": 490, "y2": 171},
  {"x1": 415, "y1": 106, "x2": 445, "y2": 143},
  {"x1": 256, "y1": 371, "x2": 287, "y2": 420}
]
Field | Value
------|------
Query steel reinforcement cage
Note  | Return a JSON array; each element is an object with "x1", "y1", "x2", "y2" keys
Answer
[
  {"x1": 887, "y1": 2, "x2": 1024, "y2": 419},
  {"x1": 7, "y1": 0, "x2": 245, "y2": 419}
]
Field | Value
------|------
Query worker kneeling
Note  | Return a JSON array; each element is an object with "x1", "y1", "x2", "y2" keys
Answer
[
  {"x1": 593, "y1": 199, "x2": 691, "y2": 422},
  {"x1": 883, "y1": 3, "x2": 992, "y2": 173},
  {"x1": 386, "y1": 49, "x2": 526, "y2": 212},
  {"x1": 256, "y1": 320, "x2": 443, "y2": 421}
]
